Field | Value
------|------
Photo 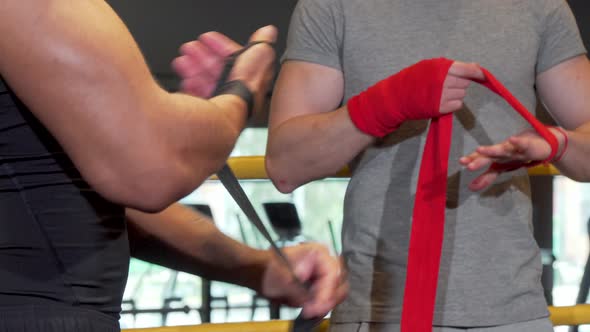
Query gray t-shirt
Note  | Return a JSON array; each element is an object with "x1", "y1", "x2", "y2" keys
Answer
[{"x1": 282, "y1": 0, "x2": 586, "y2": 327}]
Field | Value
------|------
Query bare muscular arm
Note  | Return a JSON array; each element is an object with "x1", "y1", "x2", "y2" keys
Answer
[{"x1": 0, "y1": 0, "x2": 275, "y2": 211}]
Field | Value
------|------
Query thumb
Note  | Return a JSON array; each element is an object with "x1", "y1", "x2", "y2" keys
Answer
[
  {"x1": 249, "y1": 25, "x2": 278, "y2": 44},
  {"x1": 509, "y1": 135, "x2": 535, "y2": 155},
  {"x1": 283, "y1": 251, "x2": 317, "y2": 305},
  {"x1": 293, "y1": 250, "x2": 318, "y2": 285}
]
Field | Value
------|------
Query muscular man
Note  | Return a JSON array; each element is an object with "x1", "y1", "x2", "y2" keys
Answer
[
  {"x1": 0, "y1": 0, "x2": 347, "y2": 330},
  {"x1": 265, "y1": 0, "x2": 590, "y2": 331}
]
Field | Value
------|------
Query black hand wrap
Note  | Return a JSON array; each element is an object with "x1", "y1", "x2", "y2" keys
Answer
[
  {"x1": 211, "y1": 41, "x2": 275, "y2": 119},
  {"x1": 214, "y1": 80, "x2": 254, "y2": 118}
]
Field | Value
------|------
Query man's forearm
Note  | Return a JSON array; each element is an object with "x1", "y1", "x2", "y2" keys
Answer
[
  {"x1": 535, "y1": 55, "x2": 590, "y2": 182},
  {"x1": 142, "y1": 91, "x2": 249, "y2": 205},
  {"x1": 126, "y1": 203, "x2": 271, "y2": 292},
  {"x1": 266, "y1": 106, "x2": 373, "y2": 193},
  {"x1": 553, "y1": 122, "x2": 590, "y2": 181}
]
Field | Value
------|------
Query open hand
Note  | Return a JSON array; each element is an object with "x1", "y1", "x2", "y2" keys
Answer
[{"x1": 459, "y1": 128, "x2": 566, "y2": 191}]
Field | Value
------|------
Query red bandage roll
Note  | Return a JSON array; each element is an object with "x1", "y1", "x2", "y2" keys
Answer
[{"x1": 347, "y1": 58, "x2": 454, "y2": 138}]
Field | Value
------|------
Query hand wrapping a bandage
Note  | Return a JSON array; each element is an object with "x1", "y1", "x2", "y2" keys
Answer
[
  {"x1": 172, "y1": 26, "x2": 277, "y2": 117},
  {"x1": 460, "y1": 127, "x2": 568, "y2": 191},
  {"x1": 347, "y1": 58, "x2": 484, "y2": 137}
]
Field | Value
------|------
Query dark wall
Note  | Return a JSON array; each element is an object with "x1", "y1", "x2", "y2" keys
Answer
[
  {"x1": 107, "y1": 1, "x2": 297, "y2": 91},
  {"x1": 569, "y1": 0, "x2": 590, "y2": 52}
]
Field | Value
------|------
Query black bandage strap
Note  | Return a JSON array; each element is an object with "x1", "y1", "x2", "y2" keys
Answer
[
  {"x1": 212, "y1": 41, "x2": 275, "y2": 118},
  {"x1": 214, "y1": 80, "x2": 254, "y2": 118},
  {"x1": 214, "y1": 42, "x2": 324, "y2": 332}
]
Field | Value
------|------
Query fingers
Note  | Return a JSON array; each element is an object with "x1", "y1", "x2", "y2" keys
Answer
[
  {"x1": 444, "y1": 75, "x2": 471, "y2": 89},
  {"x1": 448, "y1": 61, "x2": 485, "y2": 81},
  {"x1": 171, "y1": 55, "x2": 197, "y2": 79},
  {"x1": 172, "y1": 30, "x2": 246, "y2": 96},
  {"x1": 439, "y1": 100, "x2": 464, "y2": 114},
  {"x1": 439, "y1": 86, "x2": 467, "y2": 114},
  {"x1": 459, "y1": 131, "x2": 553, "y2": 192},
  {"x1": 476, "y1": 140, "x2": 522, "y2": 159},
  {"x1": 276, "y1": 244, "x2": 349, "y2": 318},
  {"x1": 468, "y1": 170, "x2": 500, "y2": 192},
  {"x1": 248, "y1": 25, "x2": 278, "y2": 44},
  {"x1": 443, "y1": 88, "x2": 467, "y2": 100},
  {"x1": 460, "y1": 151, "x2": 491, "y2": 171},
  {"x1": 195, "y1": 31, "x2": 242, "y2": 58},
  {"x1": 458, "y1": 151, "x2": 501, "y2": 191},
  {"x1": 179, "y1": 76, "x2": 217, "y2": 98},
  {"x1": 171, "y1": 26, "x2": 277, "y2": 111},
  {"x1": 508, "y1": 136, "x2": 533, "y2": 156},
  {"x1": 439, "y1": 63, "x2": 477, "y2": 114},
  {"x1": 296, "y1": 246, "x2": 348, "y2": 318},
  {"x1": 258, "y1": 249, "x2": 308, "y2": 308},
  {"x1": 172, "y1": 52, "x2": 221, "y2": 81},
  {"x1": 460, "y1": 139, "x2": 528, "y2": 172},
  {"x1": 477, "y1": 135, "x2": 549, "y2": 162},
  {"x1": 226, "y1": 27, "x2": 277, "y2": 114},
  {"x1": 175, "y1": 33, "x2": 235, "y2": 78}
]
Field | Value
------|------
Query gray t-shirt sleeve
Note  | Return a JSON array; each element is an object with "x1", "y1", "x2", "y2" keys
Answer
[
  {"x1": 281, "y1": 0, "x2": 343, "y2": 70},
  {"x1": 536, "y1": 0, "x2": 587, "y2": 74}
]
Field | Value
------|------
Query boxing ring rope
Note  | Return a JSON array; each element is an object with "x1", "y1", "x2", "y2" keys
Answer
[
  {"x1": 550, "y1": 304, "x2": 590, "y2": 326},
  {"x1": 125, "y1": 320, "x2": 327, "y2": 332},
  {"x1": 122, "y1": 304, "x2": 590, "y2": 331},
  {"x1": 123, "y1": 157, "x2": 571, "y2": 331},
  {"x1": 210, "y1": 156, "x2": 560, "y2": 180}
]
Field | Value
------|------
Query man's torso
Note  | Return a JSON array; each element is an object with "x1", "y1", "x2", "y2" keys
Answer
[{"x1": 0, "y1": 78, "x2": 128, "y2": 326}]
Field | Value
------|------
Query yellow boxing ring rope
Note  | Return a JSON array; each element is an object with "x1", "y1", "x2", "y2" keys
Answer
[
  {"x1": 210, "y1": 156, "x2": 559, "y2": 180},
  {"x1": 123, "y1": 304, "x2": 590, "y2": 331}
]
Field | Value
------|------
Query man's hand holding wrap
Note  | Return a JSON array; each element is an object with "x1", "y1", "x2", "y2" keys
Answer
[
  {"x1": 347, "y1": 59, "x2": 484, "y2": 137},
  {"x1": 172, "y1": 26, "x2": 277, "y2": 118}
]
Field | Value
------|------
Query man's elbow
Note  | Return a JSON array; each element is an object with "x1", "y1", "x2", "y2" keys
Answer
[
  {"x1": 87, "y1": 160, "x2": 208, "y2": 213},
  {"x1": 265, "y1": 156, "x2": 299, "y2": 194},
  {"x1": 93, "y1": 176, "x2": 181, "y2": 213}
]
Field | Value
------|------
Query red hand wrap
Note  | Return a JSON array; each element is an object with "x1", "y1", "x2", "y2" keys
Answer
[
  {"x1": 475, "y1": 68, "x2": 558, "y2": 172},
  {"x1": 347, "y1": 58, "x2": 454, "y2": 137}
]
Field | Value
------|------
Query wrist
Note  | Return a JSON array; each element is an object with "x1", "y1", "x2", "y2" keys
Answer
[
  {"x1": 209, "y1": 94, "x2": 248, "y2": 132},
  {"x1": 240, "y1": 248, "x2": 273, "y2": 293},
  {"x1": 214, "y1": 80, "x2": 254, "y2": 118},
  {"x1": 550, "y1": 126, "x2": 569, "y2": 163},
  {"x1": 347, "y1": 58, "x2": 454, "y2": 138}
]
